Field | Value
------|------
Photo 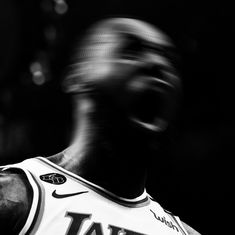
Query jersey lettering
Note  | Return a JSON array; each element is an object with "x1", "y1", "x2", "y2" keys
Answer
[
  {"x1": 108, "y1": 225, "x2": 145, "y2": 235},
  {"x1": 85, "y1": 223, "x2": 103, "y2": 235},
  {"x1": 150, "y1": 209, "x2": 179, "y2": 232},
  {"x1": 108, "y1": 225, "x2": 124, "y2": 235},
  {"x1": 65, "y1": 212, "x2": 145, "y2": 235},
  {"x1": 65, "y1": 212, "x2": 91, "y2": 235}
]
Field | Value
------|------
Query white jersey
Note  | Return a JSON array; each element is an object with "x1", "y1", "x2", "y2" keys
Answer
[{"x1": 3, "y1": 157, "x2": 188, "y2": 235}]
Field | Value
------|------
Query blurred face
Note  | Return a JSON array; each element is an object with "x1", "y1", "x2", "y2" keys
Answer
[
  {"x1": 79, "y1": 33, "x2": 141, "y2": 90},
  {"x1": 69, "y1": 19, "x2": 181, "y2": 133}
]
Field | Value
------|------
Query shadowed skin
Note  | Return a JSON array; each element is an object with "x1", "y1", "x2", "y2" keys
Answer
[
  {"x1": 0, "y1": 18, "x2": 201, "y2": 234},
  {"x1": 48, "y1": 18, "x2": 180, "y2": 198},
  {"x1": 49, "y1": 93, "x2": 151, "y2": 198}
]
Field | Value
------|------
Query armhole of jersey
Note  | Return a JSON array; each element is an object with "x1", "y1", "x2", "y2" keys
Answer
[
  {"x1": 2, "y1": 166, "x2": 40, "y2": 235},
  {"x1": 173, "y1": 216, "x2": 189, "y2": 235},
  {"x1": 164, "y1": 210, "x2": 189, "y2": 235}
]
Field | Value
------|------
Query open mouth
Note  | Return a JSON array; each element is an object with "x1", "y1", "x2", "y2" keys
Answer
[
  {"x1": 126, "y1": 69, "x2": 180, "y2": 132},
  {"x1": 129, "y1": 88, "x2": 169, "y2": 132},
  {"x1": 130, "y1": 90, "x2": 163, "y2": 122}
]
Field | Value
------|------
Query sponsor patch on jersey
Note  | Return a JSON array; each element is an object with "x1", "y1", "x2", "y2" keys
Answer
[{"x1": 40, "y1": 173, "x2": 67, "y2": 185}]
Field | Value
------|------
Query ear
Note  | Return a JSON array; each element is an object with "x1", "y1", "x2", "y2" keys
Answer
[
  {"x1": 63, "y1": 74, "x2": 81, "y2": 93},
  {"x1": 63, "y1": 76, "x2": 93, "y2": 94}
]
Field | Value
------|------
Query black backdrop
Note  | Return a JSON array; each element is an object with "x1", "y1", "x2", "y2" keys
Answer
[{"x1": 1, "y1": 0, "x2": 234, "y2": 234}]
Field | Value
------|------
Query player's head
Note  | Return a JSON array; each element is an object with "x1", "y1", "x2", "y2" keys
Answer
[{"x1": 65, "y1": 17, "x2": 181, "y2": 133}]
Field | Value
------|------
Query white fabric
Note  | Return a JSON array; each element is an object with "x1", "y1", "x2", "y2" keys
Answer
[{"x1": 4, "y1": 157, "x2": 188, "y2": 235}]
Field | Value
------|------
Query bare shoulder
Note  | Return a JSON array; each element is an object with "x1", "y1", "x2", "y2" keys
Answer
[
  {"x1": 182, "y1": 221, "x2": 202, "y2": 235},
  {"x1": 0, "y1": 169, "x2": 32, "y2": 234}
]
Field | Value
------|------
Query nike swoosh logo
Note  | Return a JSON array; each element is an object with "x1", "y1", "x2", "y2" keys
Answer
[{"x1": 52, "y1": 190, "x2": 89, "y2": 199}]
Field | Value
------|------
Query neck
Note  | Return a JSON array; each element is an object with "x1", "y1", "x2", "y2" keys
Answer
[{"x1": 50, "y1": 94, "x2": 149, "y2": 198}]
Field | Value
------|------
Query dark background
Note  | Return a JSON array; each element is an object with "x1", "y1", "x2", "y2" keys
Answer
[{"x1": 0, "y1": 0, "x2": 234, "y2": 234}]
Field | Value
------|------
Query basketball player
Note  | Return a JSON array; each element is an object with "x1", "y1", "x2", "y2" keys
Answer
[{"x1": 0, "y1": 18, "x2": 201, "y2": 235}]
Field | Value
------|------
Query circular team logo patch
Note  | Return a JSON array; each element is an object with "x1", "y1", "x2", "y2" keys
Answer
[{"x1": 40, "y1": 173, "x2": 67, "y2": 185}]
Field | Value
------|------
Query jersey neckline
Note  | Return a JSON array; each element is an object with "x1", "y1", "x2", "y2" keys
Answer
[{"x1": 35, "y1": 157, "x2": 150, "y2": 208}]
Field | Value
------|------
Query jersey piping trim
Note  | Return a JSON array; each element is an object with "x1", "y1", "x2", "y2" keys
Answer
[
  {"x1": 25, "y1": 172, "x2": 45, "y2": 235},
  {"x1": 172, "y1": 216, "x2": 188, "y2": 235},
  {"x1": 164, "y1": 210, "x2": 188, "y2": 235},
  {"x1": 35, "y1": 157, "x2": 150, "y2": 208}
]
